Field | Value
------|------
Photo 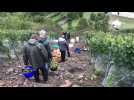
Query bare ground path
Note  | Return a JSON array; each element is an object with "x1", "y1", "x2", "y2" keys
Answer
[{"x1": 0, "y1": 42, "x2": 102, "y2": 87}]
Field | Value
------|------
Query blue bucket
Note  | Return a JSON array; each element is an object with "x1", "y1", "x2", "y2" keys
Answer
[
  {"x1": 22, "y1": 66, "x2": 36, "y2": 78},
  {"x1": 74, "y1": 48, "x2": 81, "y2": 54}
]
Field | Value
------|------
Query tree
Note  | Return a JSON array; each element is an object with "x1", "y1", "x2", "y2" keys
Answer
[
  {"x1": 65, "y1": 12, "x2": 84, "y2": 31},
  {"x1": 88, "y1": 12, "x2": 109, "y2": 32},
  {"x1": 76, "y1": 18, "x2": 88, "y2": 31}
]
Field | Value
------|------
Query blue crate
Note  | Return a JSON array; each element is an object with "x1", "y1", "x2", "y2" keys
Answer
[
  {"x1": 74, "y1": 48, "x2": 81, "y2": 54},
  {"x1": 22, "y1": 66, "x2": 36, "y2": 78}
]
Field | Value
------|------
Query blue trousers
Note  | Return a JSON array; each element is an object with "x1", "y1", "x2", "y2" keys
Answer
[{"x1": 34, "y1": 64, "x2": 49, "y2": 82}]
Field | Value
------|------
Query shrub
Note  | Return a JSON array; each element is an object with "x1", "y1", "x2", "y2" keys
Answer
[
  {"x1": 87, "y1": 31, "x2": 134, "y2": 70},
  {"x1": 88, "y1": 12, "x2": 109, "y2": 32}
]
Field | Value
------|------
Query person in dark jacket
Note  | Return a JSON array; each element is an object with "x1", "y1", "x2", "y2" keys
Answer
[
  {"x1": 58, "y1": 35, "x2": 70, "y2": 62},
  {"x1": 62, "y1": 32, "x2": 70, "y2": 43},
  {"x1": 63, "y1": 32, "x2": 71, "y2": 57},
  {"x1": 66, "y1": 32, "x2": 70, "y2": 43},
  {"x1": 67, "y1": 32, "x2": 71, "y2": 42},
  {"x1": 38, "y1": 30, "x2": 52, "y2": 67},
  {"x1": 23, "y1": 34, "x2": 49, "y2": 82}
]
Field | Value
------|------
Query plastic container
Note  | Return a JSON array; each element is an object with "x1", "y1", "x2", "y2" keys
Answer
[
  {"x1": 74, "y1": 48, "x2": 81, "y2": 54},
  {"x1": 22, "y1": 66, "x2": 36, "y2": 78},
  {"x1": 70, "y1": 38, "x2": 75, "y2": 43},
  {"x1": 69, "y1": 43, "x2": 74, "y2": 48},
  {"x1": 76, "y1": 36, "x2": 79, "y2": 42}
]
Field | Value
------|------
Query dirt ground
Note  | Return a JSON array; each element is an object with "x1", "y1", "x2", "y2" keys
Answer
[{"x1": 0, "y1": 42, "x2": 102, "y2": 87}]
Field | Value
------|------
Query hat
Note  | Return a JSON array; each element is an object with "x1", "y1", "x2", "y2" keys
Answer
[
  {"x1": 51, "y1": 44, "x2": 59, "y2": 49},
  {"x1": 39, "y1": 30, "x2": 46, "y2": 35},
  {"x1": 39, "y1": 30, "x2": 47, "y2": 38}
]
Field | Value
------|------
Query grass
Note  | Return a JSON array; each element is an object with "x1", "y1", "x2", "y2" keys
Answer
[
  {"x1": 109, "y1": 15, "x2": 134, "y2": 30},
  {"x1": 50, "y1": 12, "x2": 134, "y2": 32},
  {"x1": 52, "y1": 14, "x2": 62, "y2": 22},
  {"x1": 83, "y1": 12, "x2": 91, "y2": 20},
  {"x1": 61, "y1": 23, "x2": 68, "y2": 31},
  {"x1": 72, "y1": 19, "x2": 80, "y2": 27}
]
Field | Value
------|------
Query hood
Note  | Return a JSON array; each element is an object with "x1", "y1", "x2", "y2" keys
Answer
[
  {"x1": 39, "y1": 37, "x2": 47, "y2": 42},
  {"x1": 28, "y1": 39, "x2": 38, "y2": 45}
]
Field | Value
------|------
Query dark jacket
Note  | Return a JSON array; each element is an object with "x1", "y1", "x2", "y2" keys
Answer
[
  {"x1": 67, "y1": 32, "x2": 70, "y2": 40},
  {"x1": 64, "y1": 32, "x2": 70, "y2": 42},
  {"x1": 38, "y1": 38, "x2": 52, "y2": 60},
  {"x1": 23, "y1": 39, "x2": 49, "y2": 68}
]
